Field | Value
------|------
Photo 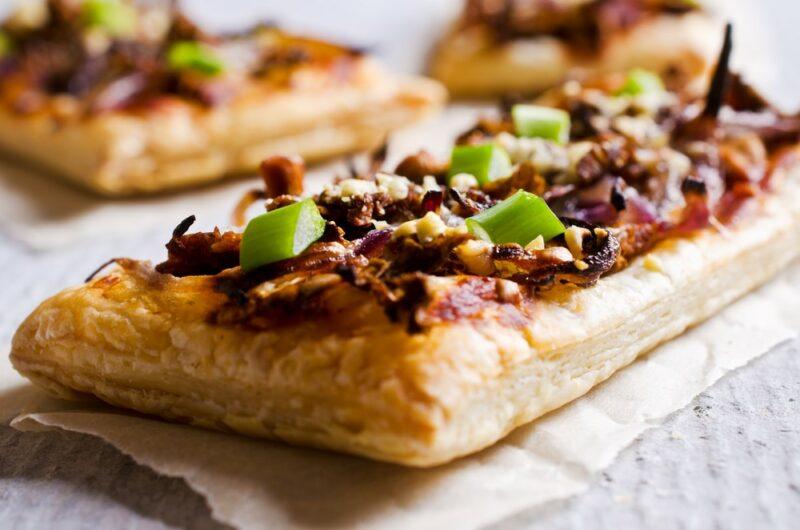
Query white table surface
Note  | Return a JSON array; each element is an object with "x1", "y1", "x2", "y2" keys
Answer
[{"x1": 1, "y1": 1, "x2": 799, "y2": 529}]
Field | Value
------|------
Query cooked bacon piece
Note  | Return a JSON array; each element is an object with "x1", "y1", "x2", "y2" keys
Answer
[
  {"x1": 394, "y1": 150, "x2": 448, "y2": 183},
  {"x1": 259, "y1": 155, "x2": 305, "y2": 198},
  {"x1": 483, "y1": 162, "x2": 546, "y2": 199},
  {"x1": 156, "y1": 228, "x2": 241, "y2": 277},
  {"x1": 613, "y1": 222, "x2": 661, "y2": 266}
]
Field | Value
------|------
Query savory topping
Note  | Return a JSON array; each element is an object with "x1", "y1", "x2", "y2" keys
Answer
[
  {"x1": 448, "y1": 144, "x2": 512, "y2": 185},
  {"x1": 460, "y1": 0, "x2": 701, "y2": 53},
  {"x1": 0, "y1": 0, "x2": 360, "y2": 115},
  {"x1": 466, "y1": 190, "x2": 565, "y2": 245},
  {"x1": 239, "y1": 199, "x2": 326, "y2": 272},
  {"x1": 150, "y1": 27, "x2": 799, "y2": 333},
  {"x1": 511, "y1": 104, "x2": 571, "y2": 144}
]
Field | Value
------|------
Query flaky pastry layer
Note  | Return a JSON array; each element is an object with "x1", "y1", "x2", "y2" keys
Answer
[
  {"x1": 0, "y1": 58, "x2": 445, "y2": 195},
  {"x1": 431, "y1": 12, "x2": 720, "y2": 97},
  {"x1": 10, "y1": 162, "x2": 800, "y2": 466}
]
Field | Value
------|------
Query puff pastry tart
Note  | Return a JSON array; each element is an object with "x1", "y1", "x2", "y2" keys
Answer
[
  {"x1": 0, "y1": 1, "x2": 444, "y2": 195},
  {"x1": 431, "y1": 0, "x2": 721, "y2": 98},
  {"x1": 11, "y1": 32, "x2": 800, "y2": 466}
]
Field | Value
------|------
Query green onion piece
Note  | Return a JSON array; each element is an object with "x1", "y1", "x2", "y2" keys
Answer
[
  {"x1": 615, "y1": 68, "x2": 664, "y2": 97},
  {"x1": 447, "y1": 144, "x2": 512, "y2": 186},
  {"x1": 82, "y1": 0, "x2": 136, "y2": 36},
  {"x1": 167, "y1": 41, "x2": 226, "y2": 76},
  {"x1": 466, "y1": 190, "x2": 565, "y2": 245},
  {"x1": 511, "y1": 104, "x2": 571, "y2": 144},
  {"x1": 239, "y1": 199, "x2": 326, "y2": 272}
]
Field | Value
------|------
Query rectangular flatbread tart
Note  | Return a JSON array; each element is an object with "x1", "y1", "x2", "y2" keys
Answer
[
  {"x1": 0, "y1": 0, "x2": 444, "y2": 195},
  {"x1": 431, "y1": 0, "x2": 721, "y2": 97},
  {"x1": 11, "y1": 31, "x2": 800, "y2": 466}
]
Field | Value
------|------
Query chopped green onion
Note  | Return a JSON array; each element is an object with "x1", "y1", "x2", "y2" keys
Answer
[
  {"x1": 511, "y1": 104, "x2": 571, "y2": 144},
  {"x1": 167, "y1": 41, "x2": 225, "y2": 76},
  {"x1": 239, "y1": 199, "x2": 326, "y2": 272},
  {"x1": 615, "y1": 68, "x2": 664, "y2": 96},
  {"x1": 82, "y1": 0, "x2": 136, "y2": 36},
  {"x1": 466, "y1": 190, "x2": 565, "y2": 246},
  {"x1": 447, "y1": 144, "x2": 512, "y2": 186}
]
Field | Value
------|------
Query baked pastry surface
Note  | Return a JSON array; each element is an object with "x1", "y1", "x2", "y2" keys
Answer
[
  {"x1": 431, "y1": 1, "x2": 720, "y2": 97},
  {"x1": 0, "y1": 1, "x2": 445, "y2": 195},
  {"x1": 11, "y1": 167, "x2": 800, "y2": 466},
  {"x1": 0, "y1": 62, "x2": 444, "y2": 195}
]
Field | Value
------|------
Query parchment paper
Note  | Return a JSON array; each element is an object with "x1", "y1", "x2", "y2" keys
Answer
[{"x1": 5, "y1": 261, "x2": 799, "y2": 530}]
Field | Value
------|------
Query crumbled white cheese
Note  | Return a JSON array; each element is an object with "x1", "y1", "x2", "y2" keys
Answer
[
  {"x1": 564, "y1": 226, "x2": 590, "y2": 260},
  {"x1": 612, "y1": 115, "x2": 667, "y2": 147},
  {"x1": 455, "y1": 240, "x2": 495, "y2": 275},
  {"x1": 494, "y1": 132, "x2": 568, "y2": 174},
  {"x1": 422, "y1": 175, "x2": 440, "y2": 192},
  {"x1": 376, "y1": 172, "x2": 410, "y2": 200},
  {"x1": 138, "y1": 6, "x2": 172, "y2": 42},
  {"x1": 393, "y1": 220, "x2": 418, "y2": 238},
  {"x1": 524, "y1": 235, "x2": 545, "y2": 252},
  {"x1": 584, "y1": 89, "x2": 628, "y2": 117},
  {"x1": 416, "y1": 212, "x2": 447, "y2": 243},
  {"x1": 339, "y1": 178, "x2": 378, "y2": 198},
  {"x1": 372, "y1": 220, "x2": 390, "y2": 230},
  {"x1": 83, "y1": 29, "x2": 112, "y2": 56},
  {"x1": 662, "y1": 148, "x2": 692, "y2": 179},
  {"x1": 449, "y1": 173, "x2": 479, "y2": 191},
  {"x1": 629, "y1": 91, "x2": 678, "y2": 117}
]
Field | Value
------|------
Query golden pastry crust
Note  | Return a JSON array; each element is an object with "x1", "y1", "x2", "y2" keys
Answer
[
  {"x1": 0, "y1": 58, "x2": 445, "y2": 195},
  {"x1": 431, "y1": 11, "x2": 721, "y2": 97},
  {"x1": 10, "y1": 160, "x2": 800, "y2": 467}
]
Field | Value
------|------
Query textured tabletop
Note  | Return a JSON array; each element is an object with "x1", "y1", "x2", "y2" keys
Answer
[{"x1": 1, "y1": 1, "x2": 799, "y2": 529}]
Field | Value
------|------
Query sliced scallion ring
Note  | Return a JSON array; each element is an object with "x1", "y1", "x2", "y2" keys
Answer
[
  {"x1": 466, "y1": 190, "x2": 565, "y2": 246},
  {"x1": 167, "y1": 40, "x2": 225, "y2": 76},
  {"x1": 239, "y1": 199, "x2": 326, "y2": 272},
  {"x1": 615, "y1": 68, "x2": 664, "y2": 97},
  {"x1": 447, "y1": 144, "x2": 512, "y2": 186},
  {"x1": 511, "y1": 104, "x2": 571, "y2": 144},
  {"x1": 81, "y1": 0, "x2": 136, "y2": 36}
]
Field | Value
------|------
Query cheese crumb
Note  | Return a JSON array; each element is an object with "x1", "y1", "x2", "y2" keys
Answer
[
  {"x1": 339, "y1": 178, "x2": 377, "y2": 197},
  {"x1": 416, "y1": 212, "x2": 447, "y2": 243},
  {"x1": 524, "y1": 235, "x2": 545, "y2": 252},
  {"x1": 393, "y1": 220, "x2": 417, "y2": 238},
  {"x1": 450, "y1": 173, "x2": 479, "y2": 191},
  {"x1": 455, "y1": 240, "x2": 495, "y2": 275},
  {"x1": 564, "y1": 226, "x2": 591, "y2": 259},
  {"x1": 376, "y1": 173, "x2": 410, "y2": 200},
  {"x1": 422, "y1": 175, "x2": 440, "y2": 192}
]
